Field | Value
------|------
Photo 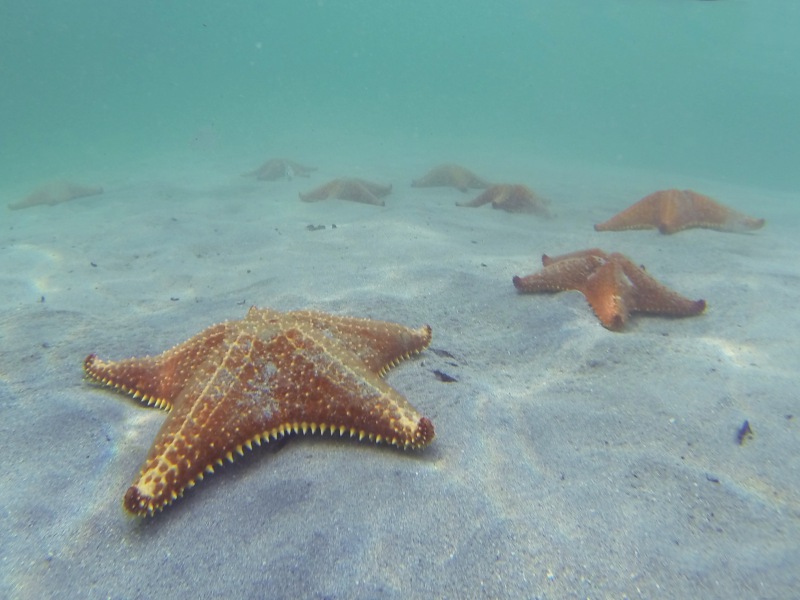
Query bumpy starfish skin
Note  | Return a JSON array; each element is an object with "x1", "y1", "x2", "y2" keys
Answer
[
  {"x1": 242, "y1": 158, "x2": 317, "y2": 180},
  {"x1": 84, "y1": 307, "x2": 433, "y2": 516},
  {"x1": 411, "y1": 164, "x2": 491, "y2": 193},
  {"x1": 456, "y1": 184, "x2": 551, "y2": 216},
  {"x1": 8, "y1": 181, "x2": 104, "y2": 210},
  {"x1": 513, "y1": 248, "x2": 706, "y2": 331},
  {"x1": 299, "y1": 178, "x2": 392, "y2": 206},
  {"x1": 594, "y1": 189, "x2": 765, "y2": 234}
]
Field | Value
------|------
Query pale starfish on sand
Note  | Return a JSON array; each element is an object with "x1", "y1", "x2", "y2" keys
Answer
[{"x1": 8, "y1": 181, "x2": 104, "y2": 210}]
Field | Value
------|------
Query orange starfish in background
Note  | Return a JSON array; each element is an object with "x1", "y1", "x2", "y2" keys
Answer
[
  {"x1": 242, "y1": 158, "x2": 317, "y2": 181},
  {"x1": 594, "y1": 189, "x2": 765, "y2": 234},
  {"x1": 411, "y1": 164, "x2": 491, "y2": 193},
  {"x1": 84, "y1": 307, "x2": 434, "y2": 516},
  {"x1": 8, "y1": 181, "x2": 104, "y2": 210},
  {"x1": 456, "y1": 184, "x2": 551, "y2": 216},
  {"x1": 299, "y1": 178, "x2": 392, "y2": 206},
  {"x1": 512, "y1": 248, "x2": 706, "y2": 331}
]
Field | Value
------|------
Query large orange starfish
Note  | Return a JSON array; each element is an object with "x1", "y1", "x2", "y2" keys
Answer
[
  {"x1": 456, "y1": 184, "x2": 551, "y2": 216},
  {"x1": 411, "y1": 164, "x2": 491, "y2": 193},
  {"x1": 8, "y1": 181, "x2": 103, "y2": 210},
  {"x1": 242, "y1": 158, "x2": 317, "y2": 181},
  {"x1": 594, "y1": 189, "x2": 765, "y2": 234},
  {"x1": 512, "y1": 248, "x2": 706, "y2": 331},
  {"x1": 84, "y1": 307, "x2": 434, "y2": 516},
  {"x1": 299, "y1": 178, "x2": 391, "y2": 206}
]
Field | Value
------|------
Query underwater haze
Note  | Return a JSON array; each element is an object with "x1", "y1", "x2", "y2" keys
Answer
[
  {"x1": 2, "y1": 0, "x2": 799, "y2": 191},
  {"x1": 2, "y1": 2, "x2": 799, "y2": 599}
]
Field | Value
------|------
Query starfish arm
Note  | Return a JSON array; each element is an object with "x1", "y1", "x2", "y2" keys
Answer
[
  {"x1": 356, "y1": 179, "x2": 392, "y2": 198},
  {"x1": 582, "y1": 260, "x2": 631, "y2": 331},
  {"x1": 9, "y1": 182, "x2": 103, "y2": 210},
  {"x1": 594, "y1": 193, "x2": 662, "y2": 231},
  {"x1": 411, "y1": 164, "x2": 489, "y2": 192},
  {"x1": 83, "y1": 323, "x2": 231, "y2": 410},
  {"x1": 411, "y1": 167, "x2": 449, "y2": 188},
  {"x1": 254, "y1": 167, "x2": 285, "y2": 181},
  {"x1": 664, "y1": 191, "x2": 765, "y2": 233},
  {"x1": 282, "y1": 310, "x2": 432, "y2": 374},
  {"x1": 242, "y1": 159, "x2": 281, "y2": 179},
  {"x1": 723, "y1": 212, "x2": 765, "y2": 232},
  {"x1": 513, "y1": 255, "x2": 606, "y2": 294},
  {"x1": 123, "y1": 333, "x2": 282, "y2": 515},
  {"x1": 456, "y1": 188, "x2": 494, "y2": 208},
  {"x1": 480, "y1": 184, "x2": 551, "y2": 215},
  {"x1": 501, "y1": 185, "x2": 550, "y2": 216},
  {"x1": 269, "y1": 327, "x2": 433, "y2": 449},
  {"x1": 335, "y1": 181, "x2": 386, "y2": 206},
  {"x1": 299, "y1": 181, "x2": 338, "y2": 201},
  {"x1": 615, "y1": 256, "x2": 707, "y2": 317}
]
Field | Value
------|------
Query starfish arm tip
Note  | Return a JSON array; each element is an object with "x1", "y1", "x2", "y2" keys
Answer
[
  {"x1": 83, "y1": 353, "x2": 98, "y2": 371},
  {"x1": 124, "y1": 486, "x2": 154, "y2": 517},
  {"x1": 415, "y1": 416, "x2": 435, "y2": 447}
]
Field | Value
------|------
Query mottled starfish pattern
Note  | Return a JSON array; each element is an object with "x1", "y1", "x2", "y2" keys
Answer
[
  {"x1": 84, "y1": 307, "x2": 434, "y2": 516},
  {"x1": 299, "y1": 178, "x2": 392, "y2": 206},
  {"x1": 456, "y1": 184, "x2": 551, "y2": 216},
  {"x1": 512, "y1": 248, "x2": 706, "y2": 331},
  {"x1": 242, "y1": 158, "x2": 317, "y2": 181},
  {"x1": 594, "y1": 189, "x2": 765, "y2": 234},
  {"x1": 411, "y1": 164, "x2": 491, "y2": 193},
  {"x1": 8, "y1": 181, "x2": 103, "y2": 210}
]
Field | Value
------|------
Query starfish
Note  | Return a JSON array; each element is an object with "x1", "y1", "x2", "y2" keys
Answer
[
  {"x1": 83, "y1": 307, "x2": 434, "y2": 516},
  {"x1": 298, "y1": 178, "x2": 391, "y2": 206},
  {"x1": 512, "y1": 248, "x2": 706, "y2": 331},
  {"x1": 456, "y1": 184, "x2": 551, "y2": 216},
  {"x1": 242, "y1": 158, "x2": 317, "y2": 181},
  {"x1": 8, "y1": 181, "x2": 103, "y2": 210},
  {"x1": 594, "y1": 189, "x2": 765, "y2": 234},
  {"x1": 411, "y1": 164, "x2": 491, "y2": 193}
]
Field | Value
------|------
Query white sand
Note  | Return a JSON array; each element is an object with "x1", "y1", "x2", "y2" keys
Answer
[{"x1": 1, "y1": 149, "x2": 798, "y2": 598}]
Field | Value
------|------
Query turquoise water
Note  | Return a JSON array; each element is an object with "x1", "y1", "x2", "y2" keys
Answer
[
  {"x1": 2, "y1": 1, "x2": 799, "y2": 191},
  {"x1": 2, "y1": 3, "x2": 798, "y2": 597}
]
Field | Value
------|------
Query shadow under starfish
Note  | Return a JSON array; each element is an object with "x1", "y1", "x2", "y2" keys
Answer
[{"x1": 299, "y1": 178, "x2": 392, "y2": 206}]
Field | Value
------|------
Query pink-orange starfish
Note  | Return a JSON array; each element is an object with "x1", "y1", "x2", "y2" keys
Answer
[
  {"x1": 84, "y1": 307, "x2": 433, "y2": 516},
  {"x1": 411, "y1": 164, "x2": 491, "y2": 193},
  {"x1": 595, "y1": 189, "x2": 764, "y2": 234},
  {"x1": 242, "y1": 158, "x2": 317, "y2": 181},
  {"x1": 299, "y1": 178, "x2": 391, "y2": 206},
  {"x1": 8, "y1": 181, "x2": 103, "y2": 210},
  {"x1": 513, "y1": 248, "x2": 706, "y2": 331},
  {"x1": 456, "y1": 184, "x2": 551, "y2": 216}
]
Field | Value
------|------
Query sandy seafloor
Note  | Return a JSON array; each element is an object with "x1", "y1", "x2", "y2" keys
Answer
[{"x1": 1, "y1": 147, "x2": 798, "y2": 599}]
